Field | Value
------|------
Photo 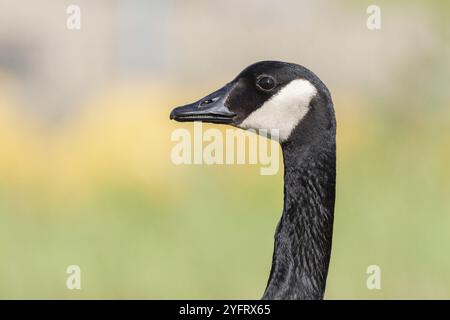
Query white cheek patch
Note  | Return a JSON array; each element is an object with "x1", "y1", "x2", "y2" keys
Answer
[{"x1": 238, "y1": 79, "x2": 317, "y2": 142}]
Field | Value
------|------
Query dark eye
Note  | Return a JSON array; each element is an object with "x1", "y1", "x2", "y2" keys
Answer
[{"x1": 256, "y1": 75, "x2": 276, "y2": 91}]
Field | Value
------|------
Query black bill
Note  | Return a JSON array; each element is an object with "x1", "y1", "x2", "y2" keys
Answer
[{"x1": 170, "y1": 84, "x2": 236, "y2": 124}]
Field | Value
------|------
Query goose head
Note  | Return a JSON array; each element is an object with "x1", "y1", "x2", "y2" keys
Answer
[
  {"x1": 170, "y1": 60, "x2": 335, "y2": 144},
  {"x1": 169, "y1": 61, "x2": 337, "y2": 299}
]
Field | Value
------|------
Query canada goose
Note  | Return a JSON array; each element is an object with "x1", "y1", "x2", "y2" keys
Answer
[{"x1": 170, "y1": 61, "x2": 336, "y2": 300}]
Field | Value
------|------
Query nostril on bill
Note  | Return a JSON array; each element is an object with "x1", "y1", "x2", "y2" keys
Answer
[{"x1": 200, "y1": 98, "x2": 217, "y2": 107}]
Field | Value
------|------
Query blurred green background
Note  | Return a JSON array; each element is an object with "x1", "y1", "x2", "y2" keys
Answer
[{"x1": 0, "y1": 0, "x2": 449, "y2": 299}]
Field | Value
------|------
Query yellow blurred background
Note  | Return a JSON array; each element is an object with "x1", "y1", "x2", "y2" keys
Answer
[{"x1": 0, "y1": 0, "x2": 449, "y2": 299}]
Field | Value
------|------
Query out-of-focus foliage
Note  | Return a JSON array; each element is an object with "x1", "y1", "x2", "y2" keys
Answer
[
  {"x1": 0, "y1": 0, "x2": 449, "y2": 299},
  {"x1": 0, "y1": 81, "x2": 449, "y2": 298}
]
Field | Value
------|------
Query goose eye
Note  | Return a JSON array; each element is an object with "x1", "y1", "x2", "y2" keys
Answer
[{"x1": 256, "y1": 76, "x2": 276, "y2": 91}]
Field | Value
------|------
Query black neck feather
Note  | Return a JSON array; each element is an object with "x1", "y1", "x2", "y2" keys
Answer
[{"x1": 262, "y1": 108, "x2": 336, "y2": 300}]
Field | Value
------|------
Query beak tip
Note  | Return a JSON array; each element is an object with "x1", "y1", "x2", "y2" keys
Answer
[{"x1": 169, "y1": 109, "x2": 177, "y2": 121}]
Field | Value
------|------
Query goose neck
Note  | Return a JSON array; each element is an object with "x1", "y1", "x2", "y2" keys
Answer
[{"x1": 263, "y1": 137, "x2": 336, "y2": 300}]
